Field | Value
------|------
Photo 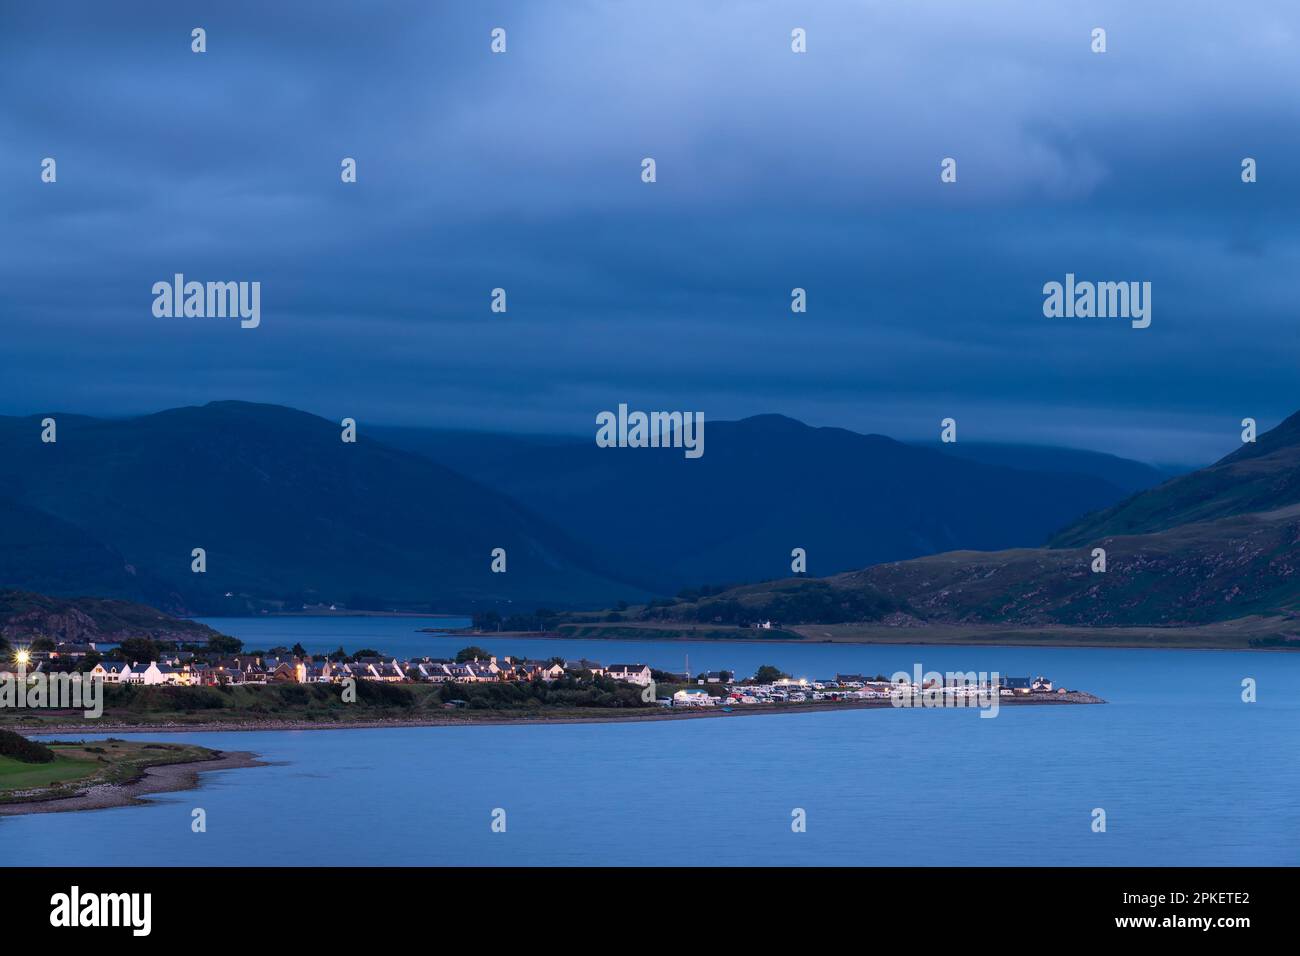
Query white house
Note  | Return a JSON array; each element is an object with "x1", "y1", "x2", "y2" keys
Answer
[
  {"x1": 90, "y1": 662, "x2": 132, "y2": 684},
  {"x1": 466, "y1": 661, "x2": 505, "y2": 681},
  {"x1": 346, "y1": 662, "x2": 379, "y2": 681},
  {"x1": 417, "y1": 662, "x2": 453, "y2": 682},
  {"x1": 155, "y1": 663, "x2": 186, "y2": 685},
  {"x1": 123, "y1": 662, "x2": 170, "y2": 685},
  {"x1": 607, "y1": 663, "x2": 652, "y2": 686},
  {"x1": 520, "y1": 660, "x2": 565, "y2": 681}
]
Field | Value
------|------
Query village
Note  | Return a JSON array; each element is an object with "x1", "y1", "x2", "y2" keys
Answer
[{"x1": 4, "y1": 641, "x2": 1067, "y2": 710}]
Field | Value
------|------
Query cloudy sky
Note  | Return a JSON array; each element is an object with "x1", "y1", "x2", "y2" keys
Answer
[{"x1": 2, "y1": 1, "x2": 1297, "y2": 465}]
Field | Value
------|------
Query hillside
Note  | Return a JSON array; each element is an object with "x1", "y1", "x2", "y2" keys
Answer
[
  {"x1": 0, "y1": 402, "x2": 640, "y2": 613},
  {"x1": 652, "y1": 412, "x2": 1300, "y2": 636},
  {"x1": 0, "y1": 590, "x2": 225, "y2": 646},
  {"x1": 0, "y1": 496, "x2": 178, "y2": 603},
  {"x1": 383, "y1": 414, "x2": 1146, "y2": 593},
  {"x1": 1051, "y1": 413, "x2": 1300, "y2": 546},
  {"x1": 659, "y1": 504, "x2": 1300, "y2": 630}
]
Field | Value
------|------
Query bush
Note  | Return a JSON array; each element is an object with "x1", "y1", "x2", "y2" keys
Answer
[
  {"x1": 123, "y1": 686, "x2": 231, "y2": 713},
  {"x1": 0, "y1": 729, "x2": 55, "y2": 764},
  {"x1": 355, "y1": 680, "x2": 413, "y2": 707},
  {"x1": 275, "y1": 684, "x2": 309, "y2": 707}
]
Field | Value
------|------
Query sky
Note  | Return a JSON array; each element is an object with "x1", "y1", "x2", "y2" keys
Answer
[{"x1": 1, "y1": 0, "x2": 1298, "y2": 466}]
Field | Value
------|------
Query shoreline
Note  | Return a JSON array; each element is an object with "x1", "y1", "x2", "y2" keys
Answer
[
  {"x1": 0, "y1": 750, "x2": 265, "y2": 816},
  {"x1": 9, "y1": 692, "x2": 1105, "y2": 736},
  {"x1": 446, "y1": 632, "x2": 1295, "y2": 651},
  {"x1": 439, "y1": 621, "x2": 1300, "y2": 652},
  {"x1": 247, "y1": 611, "x2": 467, "y2": 620}
]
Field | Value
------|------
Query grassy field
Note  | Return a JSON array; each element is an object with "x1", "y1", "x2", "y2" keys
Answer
[
  {"x1": 0, "y1": 750, "x2": 99, "y2": 790},
  {"x1": 0, "y1": 740, "x2": 219, "y2": 804}
]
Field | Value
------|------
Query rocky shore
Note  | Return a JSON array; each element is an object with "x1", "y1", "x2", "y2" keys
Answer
[
  {"x1": 0, "y1": 749, "x2": 264, "y2": 816},
  {"x1": 8, "y1": 690, "x2": 1105, "y2": 737}
]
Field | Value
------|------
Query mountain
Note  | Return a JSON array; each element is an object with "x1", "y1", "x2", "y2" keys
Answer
[
  {"x1": 0, "y1": 496, "x2": 175, "y2": 602},
  {"x1": 370, "y1": 426, "x2": 585, "y2": 475},
  {"x1": 657, "y1": 503, "x2": 1300, "y2": 632},
  {"x1": 0, "y1": 402, "x2": 1191, "y2": 616},
  {"x1": 0, "y1": 590, "x2": 225, "y2": 646},
  {"x1": 383, "y1": 414, "x2": 1151, "y2": 593},
  {"x1": 0, "y1": 402, "x2": 640, "y2": 613},
  {"x1": 1050, "y1": 411, "x2": 1300, "y2": 546},
  {"x1": 655, "y1": 413, "x2": 1300, "y2": 635},
  {"x1": 922, "y1": 442, "x2": 1174, "y2": 495}
]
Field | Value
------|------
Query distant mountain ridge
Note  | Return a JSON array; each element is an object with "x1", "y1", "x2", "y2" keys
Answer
[
  {"x1": 0, "y1": 402, "x2": 1170, "y2": 614},
  {"x1": 382, "y1": 413, "x2": 1165, "y2": 593},
  {"x1": 0, "y1": 402, "x2": 639, "y2": 613},
  {"x1": 921, "y1": 441, "x2": 1177, "y2": 495}
]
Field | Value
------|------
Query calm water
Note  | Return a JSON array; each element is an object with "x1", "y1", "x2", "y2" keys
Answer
[
  {"x1": 191, "y1": 614, "x2": 474, "y2": 660},
  {"x1": 4, "y1": 616, "x2": 1298, "y2": 866}
]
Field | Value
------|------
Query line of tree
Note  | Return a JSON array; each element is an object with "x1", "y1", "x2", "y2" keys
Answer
[{"x1": 471, "y1": 609, "x2": 560, "y2": 632}]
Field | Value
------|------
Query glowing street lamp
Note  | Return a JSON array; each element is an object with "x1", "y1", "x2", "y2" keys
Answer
[{"x1": 14, "y1": 649, "x2": 30, "y2": 667}]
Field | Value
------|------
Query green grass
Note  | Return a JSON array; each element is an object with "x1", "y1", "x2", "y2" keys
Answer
[
  {"x1": 0, "y1": 740, "x2": 220, "y2": 804},
  {"x1": 0, "y1": 750, "x2": 98, "y2": 790}
]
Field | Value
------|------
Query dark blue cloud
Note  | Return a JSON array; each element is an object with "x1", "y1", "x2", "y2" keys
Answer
[{"x1": 1, "y1": 0, "x2": 1298, "y2": 465}]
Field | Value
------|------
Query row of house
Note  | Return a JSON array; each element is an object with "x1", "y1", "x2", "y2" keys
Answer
[
  {"x1": 82, "y1": 655, "x2": 656, "y2": 688},
  {"x1": 24, "y1": 648, "x2": 1058, "y2": 702}
]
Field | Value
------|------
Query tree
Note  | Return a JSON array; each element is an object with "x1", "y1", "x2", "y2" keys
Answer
[
  {"x1": 208, "y1": 633, "x2": 243, "y2": 655},
  {"x1": 30, "y1": 635, "x2": 55, "y2": 652},
  {"x1": 119, "y1": 636, "x2": 160, "y2": 665},
  {"x1": 291, "y1": 642, "x2": 308, "y2": 657},
  {"x1": 456, "y1": 646, "x2": 491, "y2": 663},
  {"x1": 753, "y1": 664, "x2": 787, "y2": 683}
]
